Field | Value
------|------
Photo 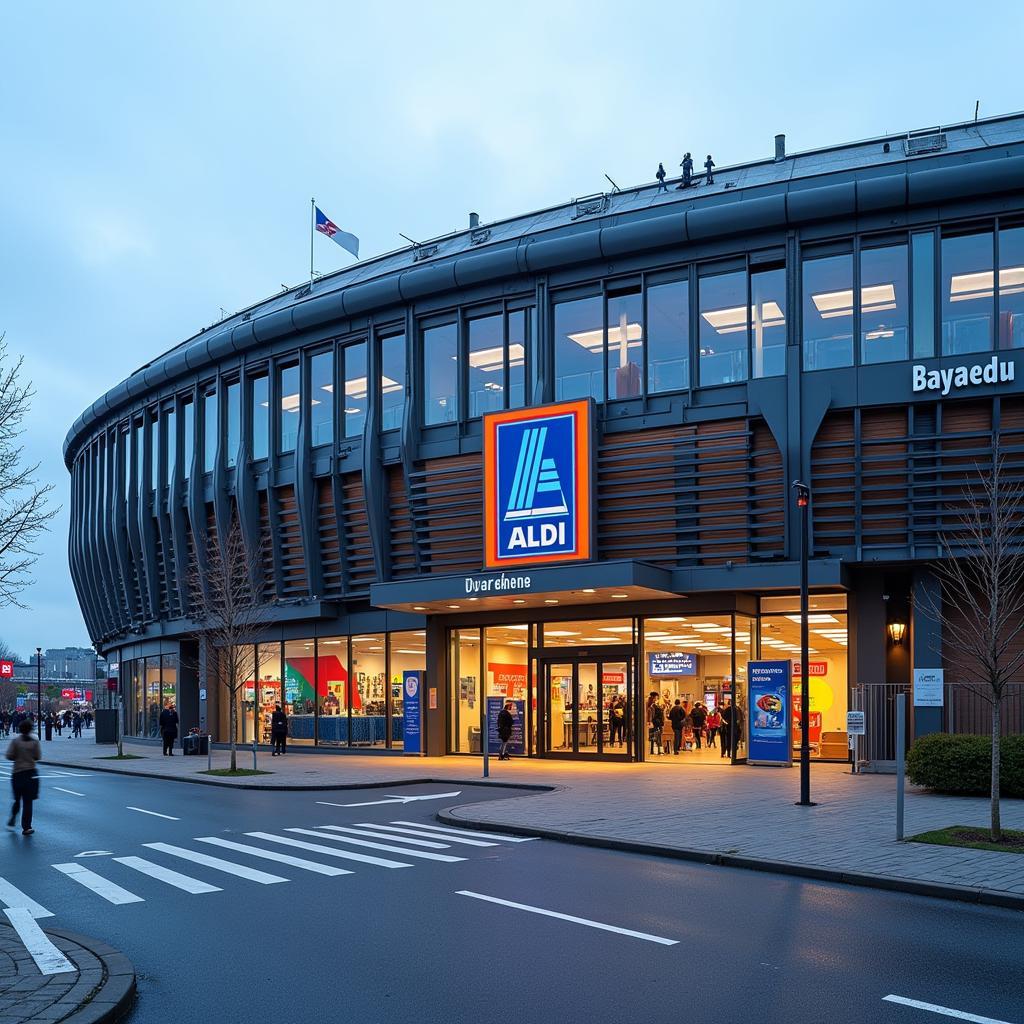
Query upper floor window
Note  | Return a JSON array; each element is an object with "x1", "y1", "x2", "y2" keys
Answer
[
  {"x1": 606, "y1": 288, "x2": 643, "y2": 400},
  {"x1": 999, "y1": 225, "x2": 1024, "y2": 350},
  {"x1": 278, "y1": 364, "x2": 299, "y2": 454},
  {"x1": 250, "y1": 375, "x2": 269, "y2": 460},
  {"x1": 942, "y1": 230, "x2": 993, "y2": 356},
  {"x1": 802, "y1": 254, "x2": 854, "y2": 370},
  {"x1": 912, "y1": 232, "x2": 936, "y2": 359},
  {"x1": 165, "y1": 407, "x2": 176, "y2": 487},
  {"x1": 380, "y1": 332, "x2": 405, "y2": 431},
  {"x1": 507, "y1": 311, "x2": 528, "y2": 409},
  {"x1": 860, "y1": 244, "x2": 909, "y2": 364},
  {"x1": 699, "y1": 270, "x2": 748, "y2": 385},
  {"x1": 203, "y1": 389, "x2": 217, "y2": 473},
  {"x1": 466, "y1": 311, "x2": 529, "y2": 416},
  {"x1": 342, "y1": 342, "x2": 367, "y2": 438},
  {"x1": 751, "y1": 267, "x2": 787, "y2": 379},
  {"x1": 423, "y1": 323, "x2": 458, "y2": 425},
  {"x1": 647, "y1": 279, "x2": 689, "y2": 394},
  {"x1": 134, "y1": 420, "x2": 144, "y2": 497},
  {"x1": 182, "y1": 400, "x2": 193, "y2": 480},
  {"x1": 149, "y1": 411, "x2": 159, "y2": 492},
  {"x1": 225, "y1": 381, "x2": 240, "y2": 468},
  {"x1": 554, "y1": 296, "x2": 603, "y2": 402},
  {"x1": 310, "y1": 351, "x2": 334, "y2": 447}
]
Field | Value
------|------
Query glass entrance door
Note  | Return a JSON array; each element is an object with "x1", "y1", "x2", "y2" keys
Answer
[{"x1": 542, "y1": 654, "x2": 634, "y2": 759}]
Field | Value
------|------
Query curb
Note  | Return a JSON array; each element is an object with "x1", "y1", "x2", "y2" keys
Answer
[
  {"x1": 437, "y1": 806, "x2": 1024, "y2": 912},
  {"x1": 41, "y1": 758, "x2": 555, "y2": 793}
]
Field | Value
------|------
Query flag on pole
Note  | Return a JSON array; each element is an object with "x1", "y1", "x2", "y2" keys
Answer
[{"x1": 314, "y1": 206, "x2": 359, "y2": 258}]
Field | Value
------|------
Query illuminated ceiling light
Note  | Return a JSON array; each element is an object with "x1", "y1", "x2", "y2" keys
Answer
[
  {"x1": 578, "y1": 636, "x2": 618, "y2": 642},
  {"x1": 947, "y1": 268, "x2": 1024, "y2": 302},
  {"x1": 599, "y1": 626, "x2": 634, "y2": 633},
  {"x1": 864, "y1": 329, "x2": 895, "y2": 340},
  {"x1": 321, "y1": 640, "x2": 343, "y2": 645},
  {"x1": 280, "y1": 393, "x2": 303, "y2": 413},
  {"x1": 447, "y1": 604, "x2": 461, "y2": 610},
  {"x1": 812, "y1": 283, "x2": 896, "y2": 319},
  {"x1": 413, "y1": 606, "x2": 427, "y2": 611},
  {"x1": 567, "y1": 323, "x2": 643, "y2": 352},
  {"x1": 504, "y1": 624, "x2": 528, "y2": 631},
  {"x1": 693, "y1": 625, "x2": 732, "y2": 633},
  {"x1": 544, "y1": 599, "x2": 559, "y2": 605},
  {"x1": 394, "y1": 649, "x2": 424, "y2": 655},
  {"x1": 582, "y1": 588, "x2": 596, "y2": 594},
  {"x1": 611, "y1": 593, "x2": 629, "y2": 599},
  {"x1": 544, "y1": 630, "x2": 579, "y2": 637},
  {"x1": 465, "y1": 343, "x2": 526, "y2": 373},
  {"x1": 785, "y1": 613, "x2": 838, "y2": 624},
  {"x1": 507, "y1": 640, "x2": 527, "y2": 646},
  {"x1": 648, "y1": 616, "x2": 688, "y2": 622},
  {"x1": 701, "y1": 301, "x2": 785, "y2": 335},
  {"x1": 513, "y1": 599, "x2": 527, "y2": 605},
  {"x1": 351, "y1": 636, "x2": 376, "y2": 643}
]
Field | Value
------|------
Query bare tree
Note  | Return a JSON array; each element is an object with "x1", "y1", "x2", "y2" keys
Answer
[
  {"x1": 923, "y1": 445, "x2": 1024, "y2": 842},
  {"x1": 185, "y1": 513, "x2": 271, "y2": 771},
  {"x1": 0, "y1": 639, "x2": 22, "y2": 664},
  {"x1": 0, "y1": 336, "x2": 58, "y2": 607}
]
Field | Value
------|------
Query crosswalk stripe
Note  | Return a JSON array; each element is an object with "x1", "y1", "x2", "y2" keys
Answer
[
  {"x1": 391, "y1": 820, "x2": 539, "y2": 843},
  {"x1": 115, "y1": 856, "x2": 222, "y2": 894},
  {"x1": 4, "y1": 908, "x2": 76, "y2": 974},
  {"x1": 355, "y1": 823, "x2": 498, "y2": 847},
  {"x1": 285, "y1": 828, "x2": 465, "y2": 863},
  {"x1": 245, "y1": 832, "x2": 412, "y2": 869},
  {"x1": 0, "y1": 877, "x2": 54, "y2": 919},
  {"x1": 194, "y1": 837, "x2": 352, "y2": 877},
  {"x1": 318, "y1": 825, "x2": 452, "y2": 849},
  {"x1": 53, "y1": 863, "x2": 144, "y2": 905},
  {"x1": 142, "y1": 843, "x2": 289, "y2": 884}
]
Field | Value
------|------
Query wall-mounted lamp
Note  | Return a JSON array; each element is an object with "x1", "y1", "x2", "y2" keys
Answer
[{"x1": 887, "y1": 620, "x2": 906, "y2": 646}]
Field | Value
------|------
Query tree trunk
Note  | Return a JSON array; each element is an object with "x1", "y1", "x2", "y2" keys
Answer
[
  {"x1": 230, "y1": 695, "x2": 237, "y2": 772},
  {"x1": 991, "y1": 695, "x2": 1002, "y2": 843}
]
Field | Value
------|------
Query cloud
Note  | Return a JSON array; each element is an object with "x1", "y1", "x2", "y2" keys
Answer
[{"x1": 69, "y1": 208, "x2": 155, "y2": 268}]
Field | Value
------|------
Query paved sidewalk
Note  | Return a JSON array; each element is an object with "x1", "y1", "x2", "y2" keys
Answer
[
  {"x1": 0, "y1": 921, "x2": 134, "y2": 1024},
  {"x1": 42, "y1": 735, "x2": 1024, "y2": 906}
]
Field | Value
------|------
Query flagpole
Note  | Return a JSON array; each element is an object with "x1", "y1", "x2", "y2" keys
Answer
[{"x1": 310, "y1": 198, "x2": 315, "y2": 285}]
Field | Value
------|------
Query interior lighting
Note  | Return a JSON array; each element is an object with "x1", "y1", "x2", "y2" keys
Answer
[
  {"x1": 447, "y1": 604, "x2": 461, "y2": 610},
  {"x1": 513, "y1": 599, "x2": 527, "y2": 605},
  {"x1": 464, "y1": 343, "x2": 526, "y2": 372},
  {"x1": 507, "y1": 640, "x2": 527, "y2": 646},
  {"x1": 582, "y1": 588, "x2": 596, "y2": 594},
  {"x1": 811, "y1": 283, "x2": 895, "y2": 319},
  {"x1": 887, "y1": 620, "x2": 907, "y2": 645},
  {"x1": 599, "y1": 626, "x2": 634, "y2": 633},
  {"x1": 648, "y1": 616, "x2": 688, "y2": 622},
  {"x1": 567, "y1": 323, "x2": 643, "y2": 352},
  {"x1": 413, "y1": 605, "x2": 427, "y2": 611},
  {"x1": 394, "y1": 649, "x2": 424, "y2": 655},
  {"x1": 610, "y1": 593, "x2": 630, "y2": 599},
  {"x1": 949, "y1": 266, "x2": 1024, "y2": 302},
  {"x1": 505, "y1": 624, "x2": 529, "y2": 631},
  {"x1": 544, "y1": 599, "x2": 559, "y2": 605},
  {"x1": 544, "y1": 630, "x2": 579, "y2": 637},
  {"x1": 701, "y1": 301, "x2": 785, "y2": 335},
  {"x1": 785, "y1": 613, "x2": 838, "y2": 624}
]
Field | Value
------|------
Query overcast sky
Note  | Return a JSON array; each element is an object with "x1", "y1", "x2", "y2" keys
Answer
[{"x1": 0, "y1": 1, "x2": 1020, "y2": 657}]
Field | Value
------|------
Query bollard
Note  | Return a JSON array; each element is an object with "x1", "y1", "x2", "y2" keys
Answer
[
  {"x1": 207, "y1": 735, "x2": 212, "y2": 772},
  {"x1": 252, "y1": 740, "x2": 257, "y2": 772}
]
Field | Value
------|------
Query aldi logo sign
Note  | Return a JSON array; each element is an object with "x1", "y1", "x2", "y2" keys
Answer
[{"x1": 484, "y1": 400, "x2": 592, "y2": 568}]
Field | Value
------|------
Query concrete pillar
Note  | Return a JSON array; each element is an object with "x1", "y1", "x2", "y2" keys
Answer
[
  {"x1": 424, "y1": 618, "x2": 447, "y2": 756},
  {"x1": 912, "y1": 568, "x2": 943, "y2": 738}
]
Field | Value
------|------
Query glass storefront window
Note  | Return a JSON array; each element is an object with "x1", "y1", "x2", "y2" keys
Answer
[
  {"x1": 182, "y1": 399, "x2": 194, "y2": 479},
  {"x1": 145, "y1": 657, "x2": 161, "y2": 738},
  {"x1": 507, "y1": 310, "x2": 527, "y2": 409},
  {"x1": 803, "y1": 253, "x2": 854, "y2": 370},
  {"x1": 554, "y1": 296, "x2": 603, "y2": 402},
  {"x1": 861, "y1": 244, "x2": 909, "y2": 364},
  {"x1": 225, "y1": 381, "x2": 240, "y2": 468},
  {"x1": 350, "y1": 633, "x2": 386, "y2": 747},
  {"x1": 942, "y1": 231, "x2": 994, "y2": 355},
  {"x1": 278, "y1": 364, "x2": 300, "y2": 454},
  {"x1": 468, "y1": 314, "x2": 505, "y2": 417},
  {"x1": 483, "y1": 626, "x2": 529, "y2": 758},
  {"x1": 423, "y1": 323, "x2": 459, "y2": 425},
  {"x1": 751, "y1": 267, "x2": 787, "y2": 378},
  {"x1": 699, "y1": 270, "x2": 748, "y2": 385},
  {"x1": 254, "y1": 643, "x2": 281, "y2": 745},
  {"x1": 606, "y1": 289, "x2": 643, "y2": 400},
  {"x1": 250, "y1": 375, "x2": 269, "y2": 460},
  {"x1": 317, "y1": 637, "x2": 350, "y2": 747},
  {"x1": 283, "y1": 638, "x2": 316, "y2": 745},
  {"x1": 450, "y1": 628, "x2": 481, "y2": 753},
  {"x1": 912, "y1": 232, "x2": 936, "y2": 358},
  {"x1": 999, "y1": 225, "x2": 1024, "y2": 350},
  {"x1": 380, "y1": 332, "x2": 405, "y2": 431},
  {"x1": 161, "y1": 653, "x2": 177, "y2": 713},
  {"x1": 389, "y1": 631, "x2": 426, "y2": 750},
  {"x1": 310, "y1": 351, "x2": 333, "y2": 447},
  {"x1": 342, "y1": 342, "x2": 367, "y2": 438},
  {"x1": 203, "y1": 390, "x2": 217, "y2": 473},
  {"x1": 646, "y1": 279, "x2": 689, "y2": 394},
  {"x1": 132, "y1": 659, "x2": 144, "y2": 736}
]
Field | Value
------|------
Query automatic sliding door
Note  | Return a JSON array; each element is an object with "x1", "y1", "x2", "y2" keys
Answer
[{"x1": 546, "y1": 663, "x2": 574, "y2": 752}]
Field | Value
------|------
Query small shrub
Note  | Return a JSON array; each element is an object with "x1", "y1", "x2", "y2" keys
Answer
[{"x1": 906, "y1": 732, "x2": 1024, "y2": 797}]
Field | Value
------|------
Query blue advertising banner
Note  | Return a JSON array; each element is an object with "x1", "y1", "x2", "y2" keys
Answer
[
  {"x1": 747, "y1": 660, "x2": 792, "y2": 766},
  {"x1": 486, "y1": 696, "x2": 525, "y2": 755},
  {"x1": 647, "y1": 652, "x2": 697, "y2": 676},
  {"x1": 402, "y1": 671, "x2": 422, "y2": 754}
]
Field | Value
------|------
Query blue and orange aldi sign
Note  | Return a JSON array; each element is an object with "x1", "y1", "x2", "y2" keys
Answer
[{"x1": 483, "y1": 400, "x2": 592, "y2": 569}]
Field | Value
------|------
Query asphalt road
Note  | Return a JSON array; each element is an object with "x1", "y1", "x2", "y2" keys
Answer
[{"x1": 0, "y1": 760, "x2": 1022, "y2": 1024}]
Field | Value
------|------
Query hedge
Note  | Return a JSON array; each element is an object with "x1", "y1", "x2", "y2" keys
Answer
[{"x1": 906, "y1": 733, "x2": 1024, "y2": 797}]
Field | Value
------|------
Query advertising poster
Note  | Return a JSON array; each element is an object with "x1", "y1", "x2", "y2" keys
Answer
[
  {"x1": 402, "y1": 671, "x2": 422, "y2": 754},
  {"x1": 486, "y1": 696, "x2": 525, "y2": 755},
  {"x1": 647, "y1": 652, "x2": 697, "y2": 676},
  {"x1": 747, "y1": 660, "x2": 792, "y2": 766}
]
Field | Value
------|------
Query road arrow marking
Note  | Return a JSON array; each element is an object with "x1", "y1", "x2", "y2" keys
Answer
[
  {"x1": 74, "y1": 851, "x2": 113, "y2": 858},
  {"x1": 316, "y1": 790, "x2": 462, "y2": 808}
]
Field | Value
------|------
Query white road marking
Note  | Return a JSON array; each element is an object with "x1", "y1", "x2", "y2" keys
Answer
[
  {"x1": 194, "y1": 837, "x2": 352, "y2": 876},
  {"x1": 456, "y1": 891, "x2": 679, "y2": 946},
  {"x1": 75, "y1": 851, "x2": 113, "y2": 858},
  {"x1": 3, "y1": 908, "x2": 76, "y2": 975},
  {"x1": 0, "y1": 877, "x2": 54, "y2": 919},
  {"x1": 47, "y1": 771, "x2": 92, "y2": 777},
  {"x1": 115, "y1": 856, "x2": 221, "y2": 894},
  {"x1": 883, "y1": 995, "x2": 1015, "y2": 1023},
  {"x1": 53, "y1": 863, "x2": 144, "y2": 905},
  {"x1": 142, "y1": 843, "x2": 288, "y2": 884},
  {"x1": 245, "y1": 831, "x2": 412, "y2": 869},
  {"x1": 318, "y1": 825, "x2": 452, "y2": 849},
  {"x1": 316, "y1": 790, "x2": 462, "y2": 808},
  {"x1": 357, "y1": 823, "x2": 498, "y2": 847},
  {"x1": 391, "y1": 820, "x2": 539, "y2": 843},
  {"x1": 285, "y1": 828, "x2": 465, "y2": 863},
  {"x1": 53, "y1": 787, "x2": 85, "y2": 797},
  {"x1": 126, "y1": 807, "x2": 180, "y2": 821}
]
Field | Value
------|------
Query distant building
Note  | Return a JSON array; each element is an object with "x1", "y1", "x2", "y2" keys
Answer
[{"x1": 45, "y1": 647, "x2": 98, "y2": 681}]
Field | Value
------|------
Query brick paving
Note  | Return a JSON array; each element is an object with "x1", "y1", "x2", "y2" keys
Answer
[{"x1": 43, "y1": 734, "x2": 1024, "y2": 902}]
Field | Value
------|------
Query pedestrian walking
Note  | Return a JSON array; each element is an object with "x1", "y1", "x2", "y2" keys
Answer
[
  {"x1": 270, "y1": 703, "x2": 288, "y2": 756},
  {"x1": 609, "y1": 695, "x2": 627, "y2": 747},
  {"x1": 645, "y1": 692, "x2": 664, "y2": 755},
  {"x1": 690, "y1": 701, "x2": 707, "y2": 749},
  {"x1": 159, "y1": 703, "x2": 179, "y2": 756},
  {"x1": 497, "y1": 701, "x2": 515, "y2": 760},
  {"x1": 72, "y1": 712, "x2": 83, "y2": 738},
  {"x1": 668, "y1": 698, "x2": 685, "y2": 754},
  {"x1": 706, "y1": 706, "x2": 721, "y2": 748},
  {"x1": 6, "y1": 719, "x2": 40, "y2": 836},
  {"x1": 720, "y1": 699, "x2": 734, "y2": 758}
]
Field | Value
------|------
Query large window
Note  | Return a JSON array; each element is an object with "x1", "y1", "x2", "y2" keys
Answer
[
  {"x1": 380, "y1": 332, "x2": 405, "y2": 431},
  {"x1": 554, "y1": 296, "x2": 603, "y2": 402},
  {"x1": 999, "y1": 225, "x2": 1024, "y2": 350},
  {"x1": 912, "y1": 232, "x2": 936, "y2": 358},
  {"x1": 250, "y1": 375, "x2": 269, "y2": 460},
  {"x1": 283, "y1": 638, "x2": 315, "y2": 746},
  {"x1": 699, "y1": 270, "x2": 748, "y2": 385},
  {"x1": 165, "y1": 408, "x2": 176, "y2": 486},
  {"x1": 507, "y1": 310, "x2": 528, "y2": 409},
  {"x1": 278, "y1": 364, "x2": 299, "y2": 454},
  {"x1": 423, "y1": 323, "x2": 459, "y2": 425},
  {"x1": 450, "y1": 628, "x2": 481, "y2": 753},
  {"x1": 606, "y1": 288, "x2": 643, "y2": 400},
  {"x1": 342, "y1": 342, "x2": 367, "y2": 438},
  {"x1": 203, "y1": 389, "x2": 217, "y2": 473},
  {"x1": 182, "y1": 399, "x2": 194, "y2": 480},
  {"x1": 802, "y1": 253, "x2": 855, "y2": 370},
  {"x1": 317, "y1": 637, "x2": 350, "y2": 747},
  {"x1": 351, "y1": 633, "x2": 386, "y2": 747},
  {"x1": 389, "y1": 631, "x2": 426, "y2": 751},
  {"x1": 860, "y1": 244, "x2": 909, "y2": 364},
  {"x1": 225, "y1": 381, "x2": 240, "y2": 468},
  {"x1": 751, "y1": 267, "x2": 787, "y2": 379},
  {"x1": 149, "y1": 411, "x2": 159, "y2": 492},
  {"x1": 467, "y1": 313, "x2": 503, "y2": 417},
  {"x1": 255, "y1": 643, "x2": 281, "y2": 745},
  {"x1": 310, "y1": 351, "x2": 333, "y2": 446},
  {"x1": 942, "y1": 231, "x2": 994, "y2": 355},
  {"x1": 646, "y1": 279, "x2": 689, "y2": 393}
]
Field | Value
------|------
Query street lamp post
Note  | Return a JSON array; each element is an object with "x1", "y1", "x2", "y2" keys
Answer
[
  {"x1": 792, "y1": 481, "x2": 814, "y2": 806},
  {"x1": 35, "y1": 647, "x2": 42, "y2": 740}
]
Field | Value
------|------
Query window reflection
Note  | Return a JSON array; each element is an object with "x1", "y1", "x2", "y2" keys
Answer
[
  {"x1": 554, "y1": 296, "x2": 603, "y2": 402},
  {"x1": 942, "y1": 231, "x2": 994, "y2": 355},
  {"x1": 310, "y1": 351, "x2": 333, "y2": 447},
  {"x1": 225, "y1": 381, "x2": 240, "y2": 468},
  {"x1": 699, "y1": 271, "x2": 748, "y2": 385},
  {"x1": 647, "y1": 279, "x2": 689, "y2": 393},
  {"x1": 860, "y1": 245, "x2": 909, "y2": 364},
  {"x1": 342, "y1": 342, "x2": 367, "y2": 438},
  {"x1": 278, "y1": 364, "x2": 299, "y2": 454},
  {"x1": 999, "y1": 226, "x2": 1024, "y2": 350},
  {"x1": 468, "y1": 314, "x2": 505, "y2": 417},
  {"x1": 912, "y1": 232, "x2": 936, "y2": 359},
  {"x1": 165, "y1": 408, "x2": 176, "y2": 487},
  {"x1": 380, "y1": 333, "x2": 405, "y2": 431},
  {"x1": 203, "y1": 390, "x2": 217, "y2": 473},
  {"x1": 507, "y1": 310, "x2": 527, "y2": 409},
  {"x1": 250, "y1": 375, "x2": 269, "y2": 460},
  {"x1": 423, "y1": 323, "x2": 459, "y2": 425},
  {"x1": 182, "y1": 401, "x2": 193, "y2": 480},
  {"x1": 607, "y1": 289, "x2": 643, "y2": 400},
  {"x1": 751, "y1": 268, "x2": 786, "y2": 378},
  {"x1": 802, "y1": 254, "x2": 854, "y2": 370}
]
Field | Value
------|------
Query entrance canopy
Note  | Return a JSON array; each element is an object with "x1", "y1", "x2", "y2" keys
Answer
[{"x1": 369, "y1": 559, "x2": 677, "y2": 614}]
